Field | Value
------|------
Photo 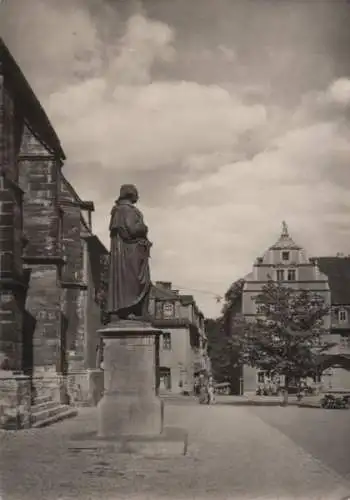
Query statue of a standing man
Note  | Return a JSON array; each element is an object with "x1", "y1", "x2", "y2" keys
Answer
[{"x1": 107, "y1": 184, "x2": 152, "y2": 321}]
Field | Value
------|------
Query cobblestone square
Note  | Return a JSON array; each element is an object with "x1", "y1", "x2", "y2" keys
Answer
[{"x1": 1, "y1": 402, "x2": 350, "y2": 500}]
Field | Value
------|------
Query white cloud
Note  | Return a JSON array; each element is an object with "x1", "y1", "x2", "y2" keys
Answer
[
  {"x1": 0, "y1": 0, "x2": 102, "y2": 93},
  {"x1": 3, "y1": 0, "x2": 350, "y2": 318},
  {"x1": 40, "y1": 11, "x2": 350, "y2": 317},
  {"x1": 328, "y1": 78, "x2": 350, "y2": 106},
  {"x1": 47, "y1": 79, "x2": 267, "y2": 172}
]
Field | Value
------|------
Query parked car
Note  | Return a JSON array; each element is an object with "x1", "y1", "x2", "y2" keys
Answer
[{"x1": 320, "y1": 394, "x2": 349, "y2": 409}]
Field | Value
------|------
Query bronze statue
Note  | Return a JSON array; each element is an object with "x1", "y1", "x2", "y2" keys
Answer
[{"x1": 107, "y1": 184, "x2": 152, "y2": 321}]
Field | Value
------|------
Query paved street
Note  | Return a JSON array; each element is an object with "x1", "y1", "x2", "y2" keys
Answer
[
  {"x1": 1, "y1": 401, "x2": 350, "y2": 500},
  {"x1": 251, "y1": 405, "x2": 350, "y2": 480}
]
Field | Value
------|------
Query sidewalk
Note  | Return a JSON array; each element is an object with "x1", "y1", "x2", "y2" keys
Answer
[
  {"x1": 215, "y1": 393, "x2": 322, "y2": 406},
  {"x1": 1, "y1": 404, "x2": 349, "y2": 499}
]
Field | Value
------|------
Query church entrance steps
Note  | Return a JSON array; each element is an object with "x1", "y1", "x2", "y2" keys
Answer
[
  {"x1": 31, "y1": 399, "x2": 59, "y2": 413},
  {"x1": 33, "y1": 394, "x2": 52, "y2": 405},
  {"x1": 31, "y1": 397, "x2": 78, "y2": 428}
]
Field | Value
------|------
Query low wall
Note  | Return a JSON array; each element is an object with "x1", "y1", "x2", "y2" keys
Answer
[{"x1": 0, "y1": 373, "x2": 31, "y2": 430}]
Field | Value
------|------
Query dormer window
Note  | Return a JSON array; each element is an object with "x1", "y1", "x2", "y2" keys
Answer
[
  {"x1": 282, "y1": 251, "x2": 290, "y2": 261},
  {"x1": 163, "y1": 301, "x2": 175, "y2": 318}
]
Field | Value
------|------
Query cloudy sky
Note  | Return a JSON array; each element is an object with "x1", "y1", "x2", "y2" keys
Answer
[{"x1": 2, "y1": 0, "x2": 350, "y2": 318}]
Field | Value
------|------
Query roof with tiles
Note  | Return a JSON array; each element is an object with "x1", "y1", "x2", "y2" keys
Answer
[
  {"x1": 0, "y1": 37, "x2": 65, "y2": 160},
  {"x1": 151, "y1": 282, "x2": 204, "y2": 318},
  {"x1": 151, "y1": 282, "x2": 178, "y2": 300},
  {"x1": 311, "y1": 256, "x2": 350, "y2": 305}
]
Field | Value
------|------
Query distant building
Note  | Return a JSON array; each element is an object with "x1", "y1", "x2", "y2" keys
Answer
[
  {"x1": 149, "y1": 281, "x2": 210, "y2": 394},
  {"x1": 241, "y1": 222, "x2": 331, "y2": 392},
  {"x1": 310, "y1": 257, "x2": 350, "y2": 391}
]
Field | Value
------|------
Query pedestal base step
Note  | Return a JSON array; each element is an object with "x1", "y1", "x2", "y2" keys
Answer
[{"x1": 68, "y1": 426, "x2": 188, "y2": 457}]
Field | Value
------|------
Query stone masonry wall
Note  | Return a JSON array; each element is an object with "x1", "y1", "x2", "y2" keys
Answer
[
  {"x1": 0, "y1": 373, "x2": 31, "y2": 429},
  {"x1": 58, "y1": 176, "x2": 107, "y2": 405},
  {"x1": 18, "y1": 125, "x2": 63, "y2": 372},
  {"x1": 24, "y1": 265, "x2": 61, "y2": 367},
  {"x1": 19, "y1": 125, "x2": 60, "y2": 258},
  {"x1": 59, "y1": 176, "x2": 86, "y2": 364},
  {"x1": 86, "y1": 240, "x2": 105, "y2": 370},
  {"x1": 0, "y1": 69, "x2": 25, "y2": 370}
]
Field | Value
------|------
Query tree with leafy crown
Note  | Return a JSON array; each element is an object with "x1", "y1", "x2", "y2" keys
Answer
[
  {"x1": 205, "y1": 278, "x2": 245, "y2": 393},
  {"x1": 232, "y1": 279, "x2": 333, "y2": 405}
]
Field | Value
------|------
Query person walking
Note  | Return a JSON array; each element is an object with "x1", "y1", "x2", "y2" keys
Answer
[{"x1": 208, "y1": 377, "x2": 216, "y2": 405}]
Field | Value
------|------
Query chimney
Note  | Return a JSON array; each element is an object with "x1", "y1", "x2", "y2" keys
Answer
[{"x1": 155, "y1": 281, "x2": 172, "y2": 290}]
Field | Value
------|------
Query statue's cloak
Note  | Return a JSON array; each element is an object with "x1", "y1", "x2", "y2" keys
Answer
[{"x1": 107, "y1": 199, "x2": 151, "y2": 317}]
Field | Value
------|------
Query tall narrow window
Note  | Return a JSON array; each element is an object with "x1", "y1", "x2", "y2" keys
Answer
[
  {"x1": 287, "y1": 269, "x2": 296, "y2": 281},
  {"x1": 56, "y1": 208, "x2": 64, "y2": 283},
  {"x1": 276, "y1": 269, "x2": 284, "y2": 281},
  {"x1": 162, "y1": 332, "x2": 172, "y2": 350},
  {"x1": 339, "y1": 309, "x2": 348, "y2": 323}
]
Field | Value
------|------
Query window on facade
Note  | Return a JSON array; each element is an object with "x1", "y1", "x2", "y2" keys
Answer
[
  {"x1": 256, "y1": 303, "x2": 264, "y2": 314},
  {"x1": 276, "y1": 269, "x2": 284, "y2": 281},
  {"x1": 155, "y1": 301, "x2": 163, "y2": 319},
  {"x1": 58, "y1": 208, "x2": 64, "y2": 252},
  {"x1": 287, "y1": 269, "x2": 296, "y2": 281},
  {"x1": 339, "y1": 309, "x2": 348, "y2": 323},
  {"x1": 282, "y1": 251, "x2": 290, "y2": 261},
  {"x1": 163, "y1": 301, "x2": 175, "y2": 318},
  {"x1": 162, "y1": 332, "x2": 171, "y2": 350},
  {"x1": 341, "y1": 335, "x2": 350, "y2": 348}
]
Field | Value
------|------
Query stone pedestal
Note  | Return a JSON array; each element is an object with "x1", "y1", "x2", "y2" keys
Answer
[{"x1": 97, "y1": 320, "x2": 162, "y2": 438}]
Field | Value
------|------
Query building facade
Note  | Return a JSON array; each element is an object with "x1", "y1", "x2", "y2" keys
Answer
[
  {"x1": 0, "y1": 38, "x2": 69, "y2": 377},
  {"x1": 0, "y1": 38, "x2": 107, "y2": 414},
  {"x1": 149, "y1": 281, "x2": 210, "y2": 394},
  {"x1": 310, "y1": 257, "x2": 350, "y2": 391},
  {"x1": 59, "y1": 176, "x2": 108, "y2": 404},
  {"x1": 241, "y1": 222, "x2": 331, "y2": 392}
]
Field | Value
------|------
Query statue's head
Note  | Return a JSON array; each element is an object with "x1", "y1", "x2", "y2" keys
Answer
[{"x1": 118, "y1": 184, "x2": 139, "y2": 204}]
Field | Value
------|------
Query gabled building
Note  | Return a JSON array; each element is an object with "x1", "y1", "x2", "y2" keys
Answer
[
  {"x1": 310, "y1": 256, "x2": 350, "y2": 391},
  {"x1": 241, "y1": 222, "x2": 331, "y2": 392},
  {"x1": 149, "y1": 281, "x2": 210, "y2": 394}
]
